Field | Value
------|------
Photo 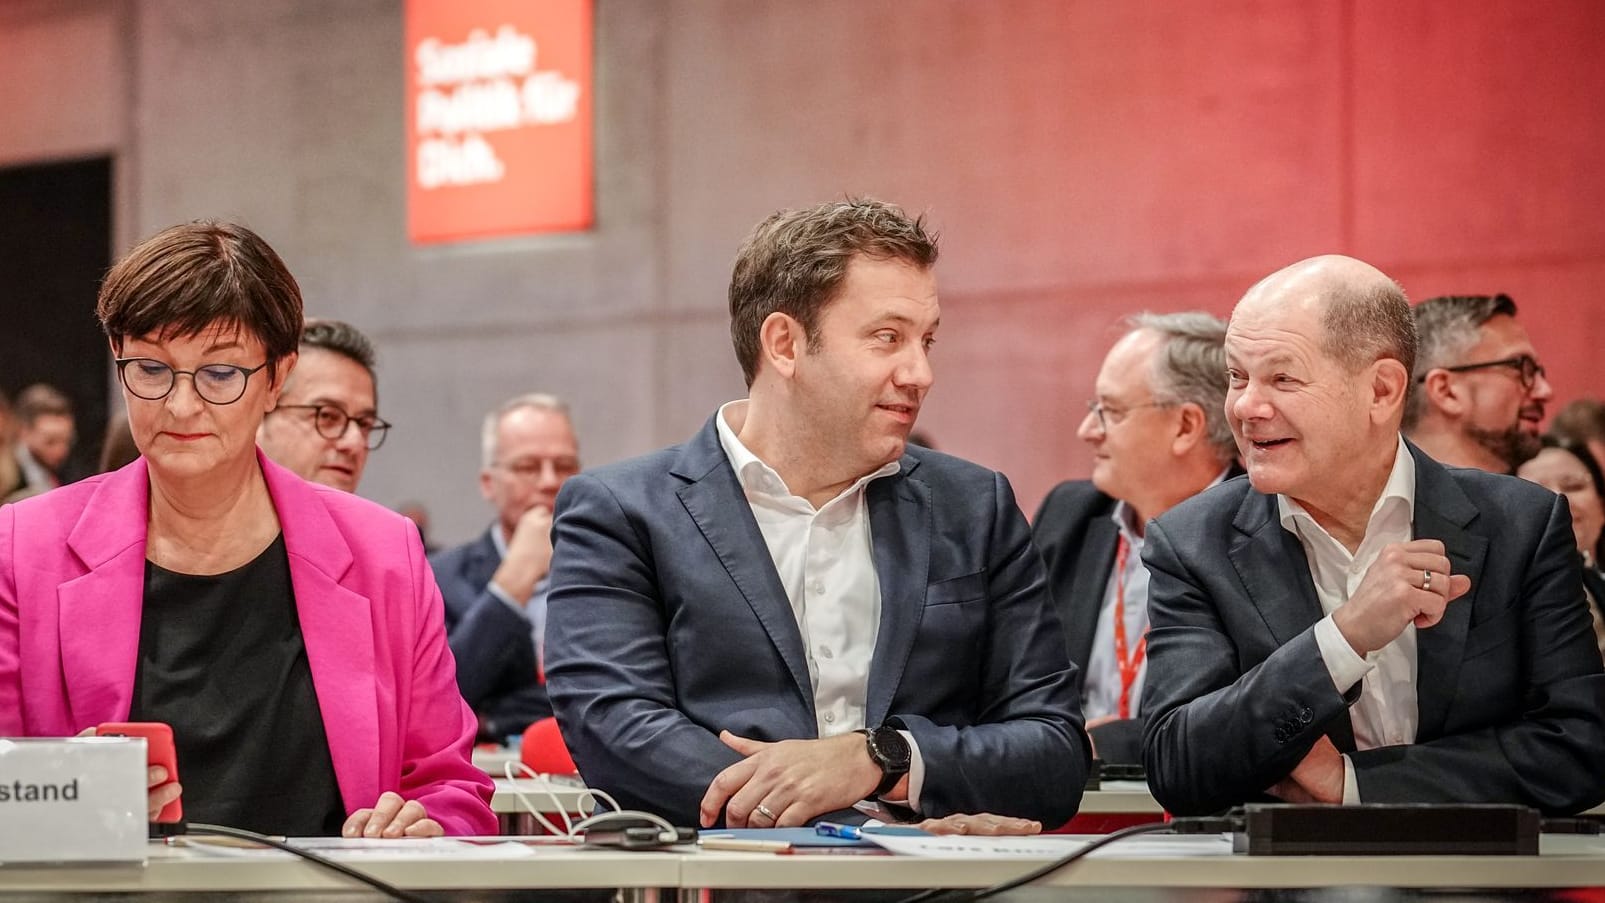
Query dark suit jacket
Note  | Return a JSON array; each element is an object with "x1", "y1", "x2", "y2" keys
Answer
[
  {"x1": 430, "y1": 530, "x2": 551, "y2": 741},
  {"x1": 1141, "y1": 442, "x2": 1605, "y2": 816},
  {"x1": 544, "y1": 416, "x2": 1090, "y2": 827},
  {"x1": 1032, "y1": 465, "x2": 1244, "y2": 764},
  {"x1": 1031, "y1": 481, "x2": 1140, "y2": 762}
]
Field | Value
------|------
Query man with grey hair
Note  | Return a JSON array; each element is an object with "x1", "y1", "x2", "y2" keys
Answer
[
  {"x1": 1142, "y1": 256, "x2": 1604, "y2": 816},
  {"x1": 1404, "y1": 294, "x2": 1553, "y2": 474},
  {"x1": 1033, "y1": 312, "x2": 1240, "y2": 763},
  {"x1": 430, "y1": 394, "x2": 581, "y2": 742}
]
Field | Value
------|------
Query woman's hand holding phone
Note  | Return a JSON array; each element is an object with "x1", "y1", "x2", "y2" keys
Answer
[{"x1": 83, "y1": 723, "x2": 185, "y2": 823}]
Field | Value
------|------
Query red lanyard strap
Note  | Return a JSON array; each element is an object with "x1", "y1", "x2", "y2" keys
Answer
[{"x1": 1112, "y1": 535, "x2": 1149, "y2": 720}]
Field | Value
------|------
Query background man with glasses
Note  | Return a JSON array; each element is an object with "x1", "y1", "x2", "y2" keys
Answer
[
  {"x1": 258, "y1": 319, "x2": 389, "y2": 493},
  {"x1": 1033, "y1": 312, "x2": 1240, "y2": 764},
  {"x1": 431, "y1": 393, "x2": 580, "y2": 743},
  {"x1": 1404, "y1": 294, "x2": 1554, "y2": 474}
]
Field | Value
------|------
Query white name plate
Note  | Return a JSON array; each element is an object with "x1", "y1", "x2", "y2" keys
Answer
[{"x1": 0, "y1": 737, "x2": 147, "y2": 865}]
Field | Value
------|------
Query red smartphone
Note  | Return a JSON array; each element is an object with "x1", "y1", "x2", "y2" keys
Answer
[{"x1": 97, "y1": 721, "x2": 182, "y2": 823}]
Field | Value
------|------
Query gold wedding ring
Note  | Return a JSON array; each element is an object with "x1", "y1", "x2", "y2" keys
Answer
[
  {"x1": 754, "y1": 803, "x2": 777, "y2": 822},
  {"x1": 1421, "y1": 570, "x2": 1433, "y2": 592}
]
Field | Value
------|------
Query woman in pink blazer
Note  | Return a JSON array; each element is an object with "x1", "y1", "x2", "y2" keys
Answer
[{"x1": 0, "y1": 221, "x2": 494, "y2": 837}]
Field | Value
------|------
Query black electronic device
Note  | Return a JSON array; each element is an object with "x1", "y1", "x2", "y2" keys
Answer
[
  {"x1": 859, "y1": 726, "x2": 912, "y2": 796},
  {"x1": 1232, "y1": 803, "x2": 1540, "y2": 856},
  {"x1": 581, "y1": 815, "x2": 697, "y2": 850},
  {"x1": 1099, "y1": 762, "x2": 1146, "y2": 782}
]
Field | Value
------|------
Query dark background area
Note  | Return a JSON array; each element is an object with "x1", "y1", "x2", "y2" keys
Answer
[{"x1": 0, "y1": 156, "x2": 112, "y2": 480}]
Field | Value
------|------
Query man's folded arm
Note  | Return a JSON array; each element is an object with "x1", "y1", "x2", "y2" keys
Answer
[
  {"x1": 543, "y1": 474, "x2": 742, "y2": 825},
  {"x1": 904, "y1": 473, "x2": 1089, "y2": 827},
  {"x1": 1141, "y1": 520, "x2": 1351, "y2": 815}
]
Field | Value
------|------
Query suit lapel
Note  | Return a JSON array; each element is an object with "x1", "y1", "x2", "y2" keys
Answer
[
  {"x1": 1227, "y1": 488, "x2": 1357, "y2": 751},
  {"x1": 60, "y1": 460, "x2": 152, "y2": 727},
  {"x1": 263, "y1": 454, "x2": 377, "y2": 814},
  {"x1": 673, "y1": 421, "x2": 814, "y2": 714},
  {"x1": 1228, "y1": 491, "x2": 1325, "y2": 648},
  {"x1": 865, "y1": 460, "x2": 928, "y2": 726},
  {"x1": 466, "y1": 529, "x2": 501, "y2": 587},
  {"x1": 1407, "y1": 446, "x2": 1484, "y2": 740},
  {"x1": 1067, "y1": 514, "x2": 1119, "y2": 669}
]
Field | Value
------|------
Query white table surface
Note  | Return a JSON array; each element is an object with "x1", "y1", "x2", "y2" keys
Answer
[
  {"x1": 679, "y1": 833, "x2": 1605, "y2": 889},
  {"x1": 4, "y1": 834, "x2": 1604, "y2": 893},
  {"x1": 0, "y1": 840, "x2": 678, "y2": 893}
]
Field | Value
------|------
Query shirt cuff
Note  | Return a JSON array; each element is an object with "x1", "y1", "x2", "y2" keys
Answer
[
  {"x1": 488, "y1": 582, "x2": 534, "y2": 618},
  {"x1": 1314, "y1": 613, "x2": 1373, "y2": 695},
  {"x1": 879, "y1": 730, "x2": 924, "y2": 813},
  {"x1": 1341, "y1": 754, "x2": 1360, "y2": 805}
]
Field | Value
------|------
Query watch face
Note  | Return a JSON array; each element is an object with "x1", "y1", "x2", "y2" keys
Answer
[{"x1": 871, "y1": 726, "x2": 912, "y2": 771}]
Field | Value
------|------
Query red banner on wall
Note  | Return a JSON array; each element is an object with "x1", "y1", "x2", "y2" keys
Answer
[{"x1": 405, "y1": 0, "x2": 593, "y2": 244}]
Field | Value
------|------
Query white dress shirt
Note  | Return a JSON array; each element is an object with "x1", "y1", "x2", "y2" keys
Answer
[
  {"x1": 715, "y1": 400, "x2": 925, "y2": 808},
  {"x1": 1277, "y1": 438, "x2": 1419, "y2": 804}
]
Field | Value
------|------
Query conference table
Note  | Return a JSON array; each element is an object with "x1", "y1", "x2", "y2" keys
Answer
[
  {"x1": 487, "y1": 777, "x2": 1169, "y2": 835},
  {"x1": 3, "y1": 833, "x2": 1604, "y2": 901}
]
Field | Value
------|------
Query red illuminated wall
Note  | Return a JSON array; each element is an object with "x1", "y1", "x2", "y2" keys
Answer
[{"x1": 874, "y1": 0, "x2": 1605, "y2": 512}]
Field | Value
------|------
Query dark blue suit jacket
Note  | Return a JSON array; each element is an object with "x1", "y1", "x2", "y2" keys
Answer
[
  {"x1": 430, "y1": 530, "x2": 550, "y2": 741},
  {"x1": 544, "y1": 417, "x2": 1090, "y2": 827},
  {"x1": 1033, "y1": 465, "x2": 1245, "y2": 764},
  {"x1": 1141, "y1": 442, "x2": 1605, "y2": 815}
]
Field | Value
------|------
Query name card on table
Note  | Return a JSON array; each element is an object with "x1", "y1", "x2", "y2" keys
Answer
[{"x1": 0, "y1": 737, "x2": 146, "y2": 865}]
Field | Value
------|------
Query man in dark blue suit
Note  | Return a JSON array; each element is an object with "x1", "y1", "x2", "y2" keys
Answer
[
  {"x1": 431, "y1": 394, "x2": 580, "y2": 743},
  {"x1": 1033, "y1": 312, "x2": 1240, "y2": 764},
  {"x1": 545, "y1": 199, "x2": 1089, "y2": 831},
  {"x1": 1141, "y1": 255, "x2": 1605, "y2": 816}
]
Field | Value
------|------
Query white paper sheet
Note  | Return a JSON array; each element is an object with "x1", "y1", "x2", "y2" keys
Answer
[
  {"x1": 179, "y1": 836, "x2": 542, "y2": 860},
  {"x1": 863, "y1": 833, "x2": 1235, "y2": 860}
]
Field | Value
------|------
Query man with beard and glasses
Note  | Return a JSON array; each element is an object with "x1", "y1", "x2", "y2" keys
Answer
[{"x1": 1404, "y1": 294, "x2": 1553, "y2": 474}]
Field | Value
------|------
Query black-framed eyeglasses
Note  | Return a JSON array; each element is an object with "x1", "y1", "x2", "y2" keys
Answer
[
  {"x1": 1085, "y1": 398, "x2": 1176, "y2": 432},
  {"x1": 1425, "y1": 354, "x2": 1546, "y2": 390},
  {"x1": 273, "y1": 404, "x2": 392, "y2": 450},
  {"x1": 115, "y1": 357, "x2": 270, "y2": 406}
]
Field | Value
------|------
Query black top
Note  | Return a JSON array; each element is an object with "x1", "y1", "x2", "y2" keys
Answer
[{"x1": 131, "y1": 534, "x2": 346, "y2": 836}]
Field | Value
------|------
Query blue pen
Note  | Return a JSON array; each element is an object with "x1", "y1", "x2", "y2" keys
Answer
[
  {"x1": 815, "y1": 821, "x2": 863, "y2": 840},
  {"x1": 815, "y1": 821, "x2": 866, "y2": 846}
]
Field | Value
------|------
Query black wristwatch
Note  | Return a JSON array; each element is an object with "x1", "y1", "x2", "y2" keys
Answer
[{"x1": 858, "y1": 725, "x2": 912, "y2": 797}]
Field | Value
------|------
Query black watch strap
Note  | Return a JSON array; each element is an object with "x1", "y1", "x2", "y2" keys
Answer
[{"x1": 859, "y1": 726, "x2": 911, "y2": 797}]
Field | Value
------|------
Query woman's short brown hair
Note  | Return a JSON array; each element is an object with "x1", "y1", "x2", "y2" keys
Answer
[{"x1": 97, "y1": 221, "x2": 304, "y2": 381}]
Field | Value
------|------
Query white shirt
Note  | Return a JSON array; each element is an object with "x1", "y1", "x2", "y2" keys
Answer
[
  {"x1": 1277, "y1": 438, "x2": 1419, "y2": 804},
  {"x1": 14, "y1": 444, "x2": 56, "y2": 491},
  {"x1": 1085, "y1": 468, "x2": 1233, "y2": 720},
  {"x1": 715, "y1": 400, "x2": 925, "y2": 808}
]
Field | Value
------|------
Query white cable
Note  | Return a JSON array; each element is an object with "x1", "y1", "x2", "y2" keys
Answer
[
  {"x1": 502, "y1": 760, "x2": 582, "y2": 836},
  {"x1": 500, "y1": 760, "x2": 681, "y2": 842},
  {"x1": 572, "y1": 809, "x2": 678, "y2": 837}
]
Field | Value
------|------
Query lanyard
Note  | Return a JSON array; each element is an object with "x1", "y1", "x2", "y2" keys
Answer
[{"x1": 1112, "y1": 535, "x2": 1148, "y2": 720}]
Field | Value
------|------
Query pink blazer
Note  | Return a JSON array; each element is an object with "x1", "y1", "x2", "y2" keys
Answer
[{"x1": 0, "y1": 452, "x2": 495, "y2": 836}]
